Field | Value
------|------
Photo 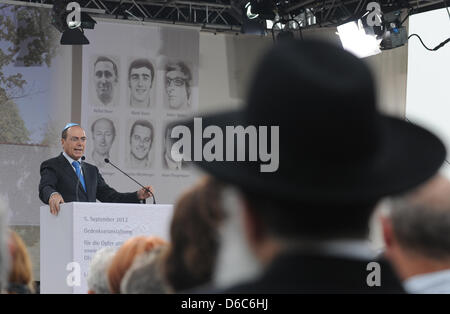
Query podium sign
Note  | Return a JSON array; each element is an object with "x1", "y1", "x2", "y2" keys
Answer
[{"x1": 40, "y1": 202, "x2": 173, "y2": 294}]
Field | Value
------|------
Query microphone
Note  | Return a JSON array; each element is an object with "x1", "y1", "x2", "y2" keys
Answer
[
  {"x1": 104, "y1": 158, "x2": 156, "y2": 204},
  {"x1": 75, "y1": 156, "x2": 86, "y2": 202}
]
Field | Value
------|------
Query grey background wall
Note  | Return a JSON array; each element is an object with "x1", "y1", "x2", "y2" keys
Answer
[{"x1": 11, "y1": 25, "x2": 408, "y2": 281}]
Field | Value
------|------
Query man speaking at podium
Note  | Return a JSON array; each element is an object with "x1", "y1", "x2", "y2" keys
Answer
[{"x1": 39, "y1": 123, "x2": 154, "y2": 216}]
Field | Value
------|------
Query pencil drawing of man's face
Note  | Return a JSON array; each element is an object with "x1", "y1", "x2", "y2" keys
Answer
[
  {"x1": 129, "y1": 66, "x2": 152, "y2": 106},
  {"x1": 130, "y1": 124, "x2": 152, "y2": 160},
  {"x1": 94, "y1": 60, "x2": 117, "y2": 105},
  {"x1": 166, "y1": 70, "x2": 189, "y2": 109},
  {"x1": 92, "y1": 119, "x2": 115, "y2": 156}
]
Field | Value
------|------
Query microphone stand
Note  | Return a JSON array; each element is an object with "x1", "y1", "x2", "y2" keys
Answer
[{"x1": 104, "y1": 158, "x2": 156, "y2": 204}]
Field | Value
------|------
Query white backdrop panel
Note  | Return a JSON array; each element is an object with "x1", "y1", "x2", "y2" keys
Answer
[
  {"x1": 405, "y1": 8, "x2": 450, "y2": 176},
  {"x1": 81, "y1": 21, "x2": 200, "y2": 204}
]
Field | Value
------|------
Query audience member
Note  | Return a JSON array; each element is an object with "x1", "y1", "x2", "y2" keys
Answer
[
  {"x1": 163, "y1": 177, "x2": 225, "y2": 291},
  {"x1": 87, "y1": 247, "x2": 116, "y2": 294},
  {"x1": 121, "y1": 245, "x2": 171, "y2": 294},
  {"x1": 108, "y1": 236, "x2": 167, "y2": 294},
  {"x1": 178, "y1": 39, "x2": 446, "y2": 293},
  {"x1": 7, "y1": 230, "x2": 34, "y2": 294},
  {"x1": 381, "y1": 174, "x2": 450, "y2": 293}
]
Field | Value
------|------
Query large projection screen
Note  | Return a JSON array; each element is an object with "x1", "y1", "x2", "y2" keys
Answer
[{"x1": 405, "y1": 8, "x2": 450, "y2": 176}]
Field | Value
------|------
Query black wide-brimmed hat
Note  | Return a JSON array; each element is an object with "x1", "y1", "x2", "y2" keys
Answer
[{"x1": 178, "y1": 39, "x2": 445, "y2": 203}]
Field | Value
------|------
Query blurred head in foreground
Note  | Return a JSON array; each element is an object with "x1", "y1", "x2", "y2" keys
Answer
[
  {"x1": 176, "y1": 39, "x2": 446, "y2": 292},
  {"x1": 108, "y1": 236, "x2": 167, "y2": 294},
  {"x1": 163, "y1": 177, "x2": 225, "y2": 291},
  {"x1": 381, "y1": 174, "x2": 450, "y2": 293}
]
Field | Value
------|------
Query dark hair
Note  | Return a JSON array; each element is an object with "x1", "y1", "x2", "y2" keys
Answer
[
  {"x1": 242, "y1": 189, "x2": 378, "y2": 240},
  {"x1": 91, "y1": 118, "x2": 116, "y2": 140},
  {"x1": 94, "y1": 56, "x2": 118, "y2": 79},
  {"x1": 128, "y1": 59, "x2": 155, "y2": 83},
  {"x1": 165, "y1": 61, "x2": 192, "y2": 99},
  {"x1": 62, "y1": 129, "x2": 69, "y2": 140},
  {"x1": 163, "y1": 177, "x2": 225, "y2": 291},
  {"x1": 130, "y1": 120, "x2": 154, "y2": 144}
]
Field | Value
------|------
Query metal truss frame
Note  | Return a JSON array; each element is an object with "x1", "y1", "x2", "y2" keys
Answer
[{"x1": 1, "y1": 0, "x2": 448, "y2": 32}]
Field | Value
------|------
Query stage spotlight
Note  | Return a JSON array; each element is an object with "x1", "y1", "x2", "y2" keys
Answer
[
  {"x1": 380, "y1": 26, "x2": 407, "y2": 50},
  {"x1": 52, "y1": 1, "x2": 95, "y2": 45},
  {"x1": 379, "y1": 11, "x2": 407, "y2": 50},
  {"x1": 271, "y1": 18, "x2": 302, "y2": 42},
  {"x1": 338, "y1": 7, "x2": 408, "y2": 57},
  {"x1": 337, "y1": 20, "x2": 382, "y2": 58}
]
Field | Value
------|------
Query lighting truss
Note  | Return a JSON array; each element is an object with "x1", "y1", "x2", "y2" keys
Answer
[{"x1": 1, "y1": 0, "x2": 448, "y2": 33}]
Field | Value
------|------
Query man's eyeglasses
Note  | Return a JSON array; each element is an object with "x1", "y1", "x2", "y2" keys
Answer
[{"x1": 166, "y1": 77, "x2": 186, "y2": 87}]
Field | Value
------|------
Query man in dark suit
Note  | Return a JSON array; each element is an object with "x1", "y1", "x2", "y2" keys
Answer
[
  {"x1": 177, "y1": 39, "x2": 446, "y2": 293},
  {"x1": 39, "y1": 123, "x2": 154, "y2": 215}
]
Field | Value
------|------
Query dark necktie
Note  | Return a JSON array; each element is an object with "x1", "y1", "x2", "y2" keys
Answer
[{"x1": 72, "y1": 161, "x2": 86, "y2": 192}]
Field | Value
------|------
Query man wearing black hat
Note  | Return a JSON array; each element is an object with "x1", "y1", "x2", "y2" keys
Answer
[{"x1": 178, "y1": 39, "x2": 446, "y2": 293}]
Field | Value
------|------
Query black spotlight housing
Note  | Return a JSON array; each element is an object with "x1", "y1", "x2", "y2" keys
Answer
[
  {"x1": 379, "y1": 10, "x2": 408, "y2": 50},
  {"x1": 60, "y1": 28, "x2": 90, "y2": 45},
  {"x1": 52, "y1": 1, "x2": 95, "y2": 45}
]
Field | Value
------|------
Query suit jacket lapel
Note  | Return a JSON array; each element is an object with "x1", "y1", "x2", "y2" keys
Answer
[
  {"x1": 81, "y1": 162, "x2": 90, "y2": 197},
  {"x1": 58, "y1": 153, "x2": 87, "y2": 197}
]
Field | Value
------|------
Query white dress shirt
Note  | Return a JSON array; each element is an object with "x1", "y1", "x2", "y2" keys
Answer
[
  {"x1": 404, "y1": 269, "x2": 450, "y2": 294},
  {"x1": 63, "y1": 151, "x2": 84, "y2": 175}
]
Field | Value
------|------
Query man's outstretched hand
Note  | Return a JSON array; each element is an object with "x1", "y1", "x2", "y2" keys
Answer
[{"x1": 137, "y1": 186, "x2": 154, "y2": 200}]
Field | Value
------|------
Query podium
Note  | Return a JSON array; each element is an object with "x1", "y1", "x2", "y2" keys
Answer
[{"x1": 40, "y1": 202, "x2": 173, "y2": 294}]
